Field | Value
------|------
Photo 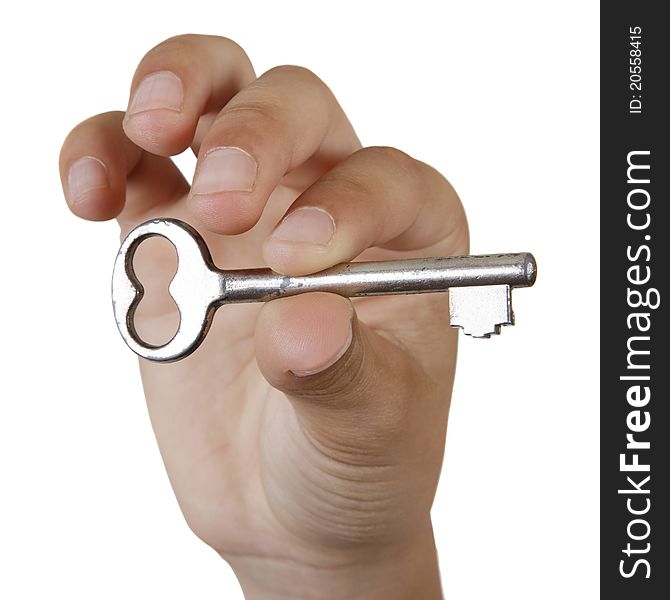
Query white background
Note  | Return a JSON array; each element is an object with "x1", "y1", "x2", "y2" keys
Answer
[{"x1": 0, "y1": 1, "x2": 599, "y2": 598}]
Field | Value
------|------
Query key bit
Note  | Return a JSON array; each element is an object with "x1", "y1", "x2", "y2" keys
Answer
[
  {"x1": 112, "y1": 219, "x2": 537, "y2": 362},
  {"x1": 448, "y1": 284, "x2": 514, "y2": 338}
]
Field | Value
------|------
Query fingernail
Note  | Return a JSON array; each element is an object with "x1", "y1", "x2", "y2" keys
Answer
[
  {"x1": 270, "y1": 207, "x2": 335, "y2": 246},
  {"x1": 191, "y1": 147, "x2": 257, "y2": 195},
  {"x1": 67, "y1": 156, "x2": 109, "y2": 205},
  {"x1": 127, "y1": 71, "x2": 184, "y2": 115},
  {"x1": 291, "y1": 317, "x2": 353, "y2": 378}
]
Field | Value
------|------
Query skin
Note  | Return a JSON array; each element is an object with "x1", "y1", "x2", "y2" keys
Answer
[{"x1": 59, "y1": 35, "x2": 468, "y2": 599}]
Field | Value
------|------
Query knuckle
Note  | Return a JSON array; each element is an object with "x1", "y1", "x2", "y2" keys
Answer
[
  {"x1": 222, "y1": 97, "x2": 283, "y2": 127},
  {"x1": 143, "y1": 34, "x2": 196, "y2": 62},
  {"x1": 329, "y1": 171, "x2": 377, "y2": 200},
  {"x1": 362, "y1": 145, "x2": 416, "y2": 171},
  {"x1": 143, "y1": 34, "x2": 248, "y2": 67},
  {"x1": 262, "y1": 65, "x2": 334, "y2": 104},
  {"x1": 157, "y1": 32, "x2": 201, "y2": 47},
  {"x1": 264, "y1": 64, "x2": 321, "y2": 85},
  {"x1": 323, "y1": 146, "x2": 421, "y2": 200},
  {"x1": 356, "y1": 145, "x2": 424, "y2": 192},
  {"x1": 64, "y1": 111, "x2": 122, "y2": 145}
]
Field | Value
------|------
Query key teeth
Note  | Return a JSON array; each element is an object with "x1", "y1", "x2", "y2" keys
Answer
[
  {"x1": 451, "y1": 319, "x2": 513, "y2": 338},
  {"x1": 448, "y1": 284, "x2": 514, "y2": 339}
]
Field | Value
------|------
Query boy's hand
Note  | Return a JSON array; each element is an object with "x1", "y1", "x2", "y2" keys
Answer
[{"x1": 60, "y1": 35, "x2": 468, "y2": 599}]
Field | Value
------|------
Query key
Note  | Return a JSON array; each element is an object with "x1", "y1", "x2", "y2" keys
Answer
[{"x1": 112, "y1": 219, "x2": 537, "y2": 362}]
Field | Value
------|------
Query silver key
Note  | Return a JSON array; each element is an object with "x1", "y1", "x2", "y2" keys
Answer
[{"x1": 112, "y1": 219, "x2": 537, "y2": 362}]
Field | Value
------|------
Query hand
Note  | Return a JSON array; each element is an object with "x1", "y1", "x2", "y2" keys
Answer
[{"x1": 60, "y1": 34, "x2": 468, "y2": 600}]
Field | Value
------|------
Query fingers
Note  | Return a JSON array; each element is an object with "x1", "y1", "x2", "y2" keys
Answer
[
  {"x1": 255, "y1": 293, "x2": 426, "y2": 445},
  {"x1": 59, "y1": 111, "x2": 188, "y2": 223},
  {"x1": 186, "y1": 65, "x2": 361, "y2": 234},
  {"x1": 122, "y1": 34, "x2": 256, "y2": 156},
  {"x1": 262, "y1": 146, "x2": 469, "y2": 275},
  {"x1": 70, "y1": 34, "x2": 361, "y2": 236},
  {"x1": 65, "y1": 33, "x2": 463, "y2": 282}
]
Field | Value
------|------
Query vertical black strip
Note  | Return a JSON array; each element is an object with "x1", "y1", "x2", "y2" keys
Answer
[{"x1": 601, "y1": 3, "x2": 669, "y2": 596}]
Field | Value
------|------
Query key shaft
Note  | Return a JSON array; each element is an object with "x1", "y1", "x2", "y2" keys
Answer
[{"x1": 221, "y1": 254, "x2": 536, "y2": 304}]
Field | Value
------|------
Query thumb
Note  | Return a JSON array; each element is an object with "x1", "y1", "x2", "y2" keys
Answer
[{"x1": 254, "y1": 293, "x2": 423, "y2": 447}]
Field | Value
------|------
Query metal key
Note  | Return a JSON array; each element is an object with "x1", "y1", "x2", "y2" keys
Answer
[{"x1": 112, "y1": 219, "x2": 537, "y2": 362}]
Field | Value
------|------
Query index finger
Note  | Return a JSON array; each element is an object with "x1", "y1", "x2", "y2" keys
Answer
[{"x1": 186, "y1": 65, "x2": 362, "y2": 234}]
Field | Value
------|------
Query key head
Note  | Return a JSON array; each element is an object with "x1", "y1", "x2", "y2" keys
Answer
[{"x1": 112, "y1": 219, "x2": 222, "y2": 362}]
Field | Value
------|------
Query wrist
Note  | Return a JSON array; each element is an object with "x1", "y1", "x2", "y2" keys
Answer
[{"x1": 225, "y1": 521, "x2": 442, "y2": 600}]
